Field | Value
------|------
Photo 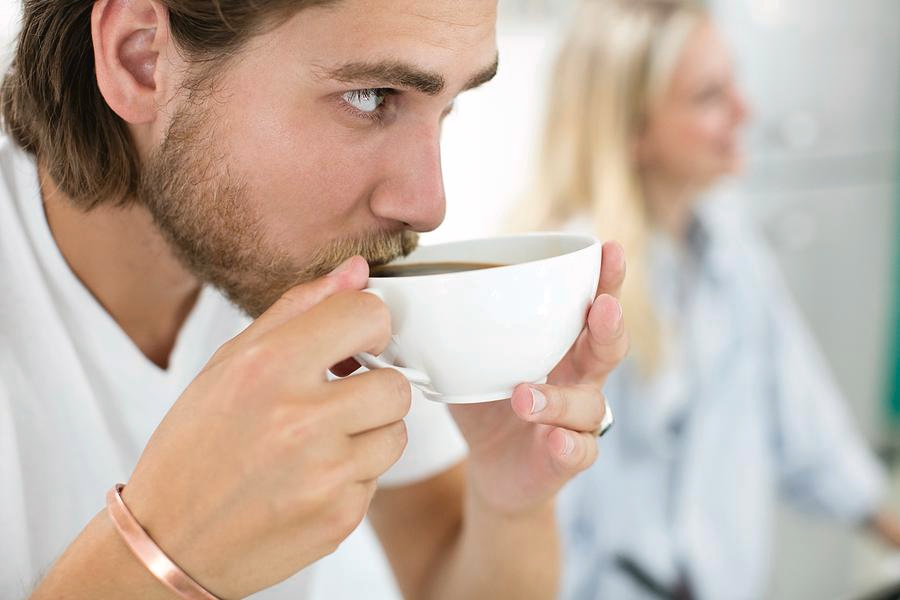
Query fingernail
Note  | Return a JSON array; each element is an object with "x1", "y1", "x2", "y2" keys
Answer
[
  {"x1": 530, "y1": 387, "x2": 547, "y2": 415},
  {"x1": 327, "y1": 257, "x2": 355, "y2": 278},
  {"x1": 562, "y1": 432, "x2": 575, "y2": 456},
  {"x1": 614, "y1": 300, "x2": 623, "y2": 325}
]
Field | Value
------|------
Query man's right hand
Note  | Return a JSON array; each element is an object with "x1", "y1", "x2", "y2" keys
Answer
[{"x1": 119, "y1": 256, "x2": 411, "y2": 599}]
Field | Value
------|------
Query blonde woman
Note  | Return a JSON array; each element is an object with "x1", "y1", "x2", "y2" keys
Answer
[{"x1": 517, "y1": 1, "x2": 900, "y2": 598}]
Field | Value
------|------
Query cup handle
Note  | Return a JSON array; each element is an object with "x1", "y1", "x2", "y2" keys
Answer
[{"x1": 354, "y1": 289, "x2": 432, "y2": 388}]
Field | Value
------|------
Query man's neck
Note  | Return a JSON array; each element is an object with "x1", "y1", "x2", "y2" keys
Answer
[{"x1": 39, "y1": 163, "x2": 202, "y2": 369}]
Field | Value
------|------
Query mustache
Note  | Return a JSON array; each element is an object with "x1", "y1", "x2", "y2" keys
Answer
[
  {"x1": 231, "y1": 229, "x2": 420, "y2": 318},
  {"x1": 303, "y1": 229, "x2": 420, "y2": 280}
]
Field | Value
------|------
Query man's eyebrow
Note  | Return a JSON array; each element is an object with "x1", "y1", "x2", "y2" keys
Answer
[
  {"x1": 318, "y1": 55, "x2": 499, "y2": 97},
  {"x1": 462, "y1": 56, "x2": 499, "y2": 92}
]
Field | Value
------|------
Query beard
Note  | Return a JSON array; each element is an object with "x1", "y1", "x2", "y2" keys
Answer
[{"x1": 136, "y1": 103, "x2": 419, "y2": 318}]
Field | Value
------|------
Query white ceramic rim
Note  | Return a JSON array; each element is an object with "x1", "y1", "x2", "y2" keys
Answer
[{"x1": 368, "y1": 232, "x2": 600, "y2": 281}]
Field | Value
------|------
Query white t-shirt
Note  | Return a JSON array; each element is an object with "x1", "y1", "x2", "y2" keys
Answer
[{"x1": 0, "y1": 136, "x2": 467, "y2": 599}]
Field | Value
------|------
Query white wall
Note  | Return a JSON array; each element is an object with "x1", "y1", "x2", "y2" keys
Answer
[{"x1": 422, "y1": 20, "x2": 562, "y2": 245}]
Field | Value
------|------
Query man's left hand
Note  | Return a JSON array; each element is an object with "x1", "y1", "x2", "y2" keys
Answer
[{"x1": 449, "y1": 241, "x2": 628, "y2": 516}]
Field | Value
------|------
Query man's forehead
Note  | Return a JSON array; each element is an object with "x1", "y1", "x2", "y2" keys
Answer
[
  {"x1": 340, "y1": 0, "x2": 498, "y2": 29},
  {"x1": 280, "y1": 0, "x2": 498, "y2": 88},
  {"x1": 289, "y1": 0, "x2": 497, "y2": 43}
]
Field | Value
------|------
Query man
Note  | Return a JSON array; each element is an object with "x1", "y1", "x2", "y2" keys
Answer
[{"x1": 0, "y1": 1, "x2": 627, "y2": 599}]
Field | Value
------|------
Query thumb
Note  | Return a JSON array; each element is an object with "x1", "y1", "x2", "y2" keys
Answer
[{"x1": 238, "y1": 256, "x2": 370, "y2": 344}]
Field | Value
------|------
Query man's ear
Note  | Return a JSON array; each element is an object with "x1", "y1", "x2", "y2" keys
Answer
[{"x1": 92, "y1": 0, "x2": 172, "y2": 125}]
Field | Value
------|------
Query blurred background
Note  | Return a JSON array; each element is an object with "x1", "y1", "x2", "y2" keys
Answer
[
  {"x1": 433, "y1": 1, "x2": 900, "y2": 597},
  {"x1": 1, "y1": 0, "x2": 896, "y2": 598},
  {"x1": 434, "y1": 2, "x2": 900, "y2": 598}
]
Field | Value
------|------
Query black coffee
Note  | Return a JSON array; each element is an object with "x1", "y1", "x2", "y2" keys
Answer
[{"x1": 371, "y1": 261, "x2": 505, "y2": 277}]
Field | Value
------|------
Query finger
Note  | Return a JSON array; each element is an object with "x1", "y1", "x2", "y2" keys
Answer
[
  {"x1": 596, "y1": 241, "x2": 626, "y2": 300},
  {"x1": 262, "y1": 290, "x2": 393, "y2": 377},
  {"x1": 549, "y1": 293, "x2": 628, "y2": 386},
  {"x1": 361, "y1": 479, "x2": 378, "y2": 508},
  {"x1": 330, "y1": 358, "x2": 362, "y2": 378},
  {"x1": 546, "y1": 427, "x2": 599, "y2": 475},
  {"x1": 579, "y1": 293, "x2": 628, "y2": 375},
  {"x1": 349, "y1": 420, "x2": 408, "y2": 482},
  {"x1": 510, "y1": 383, "x2": 607, "y2": 433},
  {"x1": 322, "y1": 480, "x2": 378, "y2": 544},
  {"x1": 240, "y1": 256, "x2": 370, "y2": 344},
  {"x1": 327, "y1": 368, "x2": 412, "y2": 435}
]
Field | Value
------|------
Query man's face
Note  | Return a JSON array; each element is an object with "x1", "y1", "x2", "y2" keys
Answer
[{"x1": 138, "y1": 0, "x2": 498, "y2": 317}]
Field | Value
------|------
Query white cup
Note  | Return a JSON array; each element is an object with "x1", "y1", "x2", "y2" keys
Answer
[{"x1": 355, "y1": 233, "x2": 602, "y2": 404}]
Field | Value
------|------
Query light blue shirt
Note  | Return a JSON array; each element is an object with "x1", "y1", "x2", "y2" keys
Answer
[{"x1": 559, "y1": 201, "x2": 887, "y2": 600}]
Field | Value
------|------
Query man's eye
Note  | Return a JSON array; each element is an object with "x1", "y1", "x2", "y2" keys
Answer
[{"x1": 343, "y1": 89, "x2": 386, "y2": 114}]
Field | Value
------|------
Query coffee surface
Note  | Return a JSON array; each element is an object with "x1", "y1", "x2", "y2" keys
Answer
[{"x1": 371, "y1": 261, "x2": 505, "y2": 278}]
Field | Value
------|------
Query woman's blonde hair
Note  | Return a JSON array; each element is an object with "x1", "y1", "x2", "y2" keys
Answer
[{"x1": 515, "y1": 0, "x2": 705, "y2": 371}]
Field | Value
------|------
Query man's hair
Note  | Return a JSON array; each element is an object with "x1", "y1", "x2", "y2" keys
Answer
[{"x1": 1, "y1": 0, "x2": 333, "y2": 209}]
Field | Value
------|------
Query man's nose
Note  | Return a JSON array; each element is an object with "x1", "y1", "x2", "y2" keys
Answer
[{"x1": 369, "y1": 125, "x2": 446, "y2": 233}]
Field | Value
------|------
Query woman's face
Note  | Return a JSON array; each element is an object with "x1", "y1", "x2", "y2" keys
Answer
[{"x1": 636, "y1": 20, "x2": 749, "y2": 187}]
